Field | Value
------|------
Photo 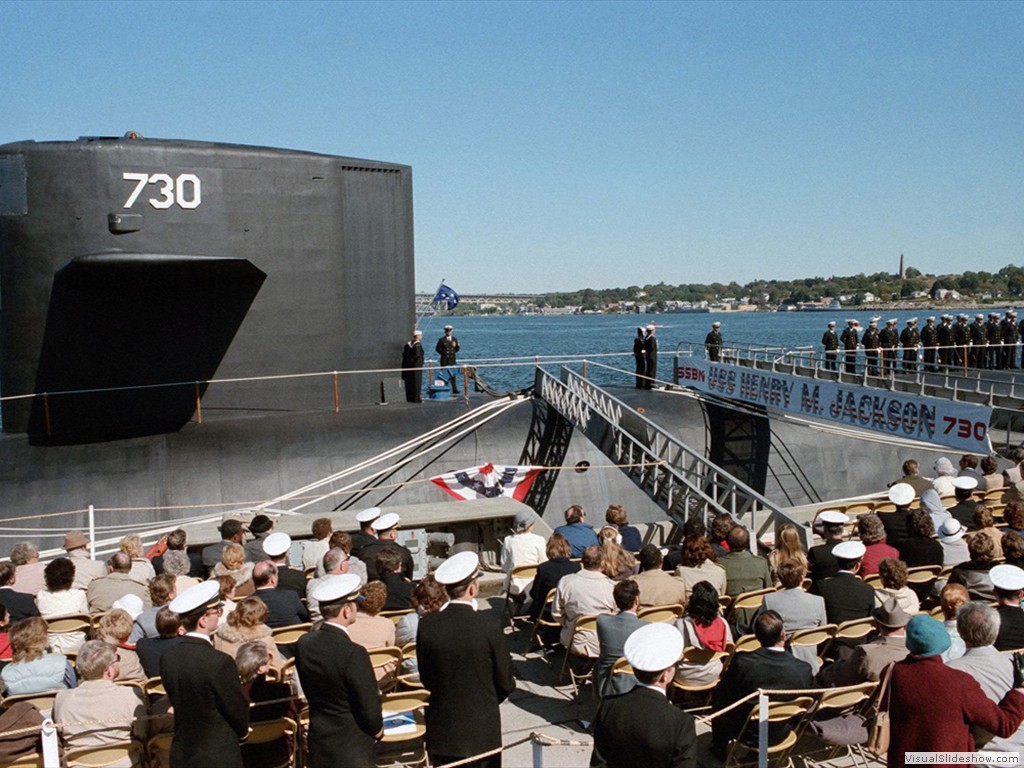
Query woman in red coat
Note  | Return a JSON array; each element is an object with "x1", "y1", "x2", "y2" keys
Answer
[{"x1": 887, "y1": 614, "x2": 1024, "y2": 767}]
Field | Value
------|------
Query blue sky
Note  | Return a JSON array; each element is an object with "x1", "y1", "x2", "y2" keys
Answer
[{"x1": 1, "y1": 0, "x2": 1021, "y2": 293}]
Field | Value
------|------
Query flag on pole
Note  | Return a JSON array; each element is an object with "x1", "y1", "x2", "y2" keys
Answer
[
  {"x1": 432, "y1": 283, "x2": 460, "y2": 310},
  {"x1": 430, "y1": 463, "x2": 541, "y2": 502}
]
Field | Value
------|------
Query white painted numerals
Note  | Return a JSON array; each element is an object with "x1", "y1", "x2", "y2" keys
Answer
[{"x1": 122, "y1": 172, "x2": 202, "y2": 209}]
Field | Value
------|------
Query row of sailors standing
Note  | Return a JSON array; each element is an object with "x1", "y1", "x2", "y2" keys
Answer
[{"x1": 823, "y1": 310, "x2": 1023, "y2": 374}]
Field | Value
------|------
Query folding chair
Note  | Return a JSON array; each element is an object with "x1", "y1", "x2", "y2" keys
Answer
[
  {"x1": 377, "y1": 690, "x2": 430, "y2": 767},
  {"x1": 526, "y1": 589, "x2": 560, "y2": 653},
  {"x1": 380, "y1": 609, "x2": 414, "y2": 625},
  {"x1": 787, "y1": 624, "x2": 837, "y2": 671},
  {"x1": 0, "y1": 754, "x2": 45, "y2": 767},
  {"x1": 368, "y1": 646, "x2": 403, "y2": 693},
  {"x1": 843, "y1": 502, "x2": 875, "y2": 517},
  {"x1": 803, "y1": 681, "x2": 878, "y2": 768},
  {"x1": 501, "y1": 563, "x2": 540, "y2": 626},
  {"x1": 242, "y1": 717, "x2": 297, "y2": 768},
  {"x1": 397, "y1": 642, "x2": 423, "y2": 691},
  {"x1": 637, "y1": 603, "x2": 684, "y2": 623},
  {"x1": 270, "y1": 622, "x2": 312, "y2": 646},
  {"x1": 267, "y1": 657, "x2": 296, "y2": 685},
  {"x1": 0, "y1": 691, "x2": 59, "y2": 716},
  {"x1": 669, "y1": 645, "x2": 731, "y2": 708},
  {"x1": 726, "y1": 587, "x2": 777, "y2": 631},
  {"x1": 558, "y1": 614, "x2": 600, "y2": 695},
  {"x1": 64, "y1": 741, "x2": 144, "y2": 767},
  {"x1": 724, "y1": 695, "x2": 816, "y2": 768},
  {"x1": 146, "y1": 733, "x2": 173, "y2": 768}
]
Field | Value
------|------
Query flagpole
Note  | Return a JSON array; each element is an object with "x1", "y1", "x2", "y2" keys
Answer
[{"x1": 415, "y1": 278, "x2": 447, "y2": 330}]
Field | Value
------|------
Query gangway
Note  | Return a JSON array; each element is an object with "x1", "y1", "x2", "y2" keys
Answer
[{"x1": 527, "y1": 366, "x2": 811, "y2": 548}]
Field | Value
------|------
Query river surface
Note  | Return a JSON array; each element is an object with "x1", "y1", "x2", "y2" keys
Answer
[{"x1": 420, "y1": 310, "x2": 952, "y2": 391}]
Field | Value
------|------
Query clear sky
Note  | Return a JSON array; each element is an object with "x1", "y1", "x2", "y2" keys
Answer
[{"x1": 1, "y1": 0, "x2": 1021, "y2": 294}]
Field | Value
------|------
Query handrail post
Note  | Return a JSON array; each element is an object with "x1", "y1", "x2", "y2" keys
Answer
[
  {"x1": 88, "y1": 505, "x2": 96, "y2": 560},
  {"x1": 463, "y1": 367, "x2": 469, "y2": 405},
  {"x1": 758, "y1": 690, "x2": 769, "y2": 768},
  {"x1": 532, "y1": 735, "x2": 544, "y2": 768},
  {"x1": 41, "y1": 717, "x2": 59, "y2": 767},
  {"x1": 194, "y1": 382, "x2": 203, "y2": 424},
  {"x1": 333, "y1": 372, "x2": 340, "y2": 413}
]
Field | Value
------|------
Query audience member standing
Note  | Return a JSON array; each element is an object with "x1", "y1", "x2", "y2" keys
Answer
[
  {"x1": 161, "y1": 581, "x2": 249, "y2": 768},
  {"x1": 591, "y1": 623, "x2": 697, "y2": 768},
  {"x1": 643, "y1": 324, "x2": 658, "y2": 388},
  {"x1": 401, "y1": 329, "x2": 425, "y2": 403},
  {"x1": 632, "y1": 326, "x2": 646, "y2": 388},
  {"x1": 418, "y1": 552, "x2": 515, "y2": 768},
  {"x1": 704, "y1": 321, "x2": 722, "y2": 362},
  {"x1": 821, "y1": 320, "x2": 839, "y2": 370},
  {"x1": 358, "y1": 513, "x2": 414, "y2": 582},
  {"x1": 435, "y1": 324, "x2": 461, "y2": 394}
]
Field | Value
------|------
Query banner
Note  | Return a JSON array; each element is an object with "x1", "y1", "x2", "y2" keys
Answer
[
  {"x1": 430, "y1": 462, "x2": 541, "y2": 502},
  {"x1": 675, "y1": 358, "x2": 992, "y2": 454}
]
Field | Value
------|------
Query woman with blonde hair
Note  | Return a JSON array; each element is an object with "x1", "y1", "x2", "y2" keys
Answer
[
  {"x1": 95, "y1": 609, "x2": 146, "y2": 682},
  {"x1": 598, "y1": 526, "x2": 637, "y2": 581},
  {"x1": 213, "y1": 596, "x2": 285, "y2": 670},
  {"x1": 767, "y1": 524, "x2": 808, "y2": 585},
  {"x1": 119, "y1": 535, "x2": 156, "y2": 583},
  {"x1": 211, "y1": 543, "x2": 255, "y2": 597},
  {"x1": 1, "y1": 616, "x2": 76, "y2": 694}
]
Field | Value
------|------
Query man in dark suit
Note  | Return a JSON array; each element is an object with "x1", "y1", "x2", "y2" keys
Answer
[
  {"x1": 418, "y1": 552, "x2": 515, "y2": 768},
  {"x1": 161, "y1": 581, "x2": 249, "y2": 768},
  {"x1": 710, "y1": 610, "x2": 815, "y2": 759},
  {"x1": 949, "y1": 476, "x2": 980, "y2": 529},
  {"x1": 810, "y1": 541, "x2": 875, "y2": 626},
  {"x1": 358, "y1": 512, "x2": 414, "y2": 582},
  {"x1": 402, "y1": 329, "x2": 425, "y2": 403},
  {"x1": 591, "y1": 622, "x2": 697, "y2": 768},
  {"x1": 0, "y1": 563, "x2": 40, "y2": 623},
  {"x1": 252, "y1": 561, "x2": 309, "y2": 628},
  {"x1": 643, "y1": 324, "x2": 658, "y2": 388},
  {"x1": 991, "y1": 565, "x2": 1024, "y2": 652},
  {"x1": 296, "y1": 574, "x2": 383, "y2": 768},
  {"x1": 807, "y1": 510, "x2": 848, "y2": 582},
  {"x1": 261, "y1": 532, "x2": 306, "y2": 598},
  {"x1": 594, "y1": 579, "x2": 644, "y2": 698}
]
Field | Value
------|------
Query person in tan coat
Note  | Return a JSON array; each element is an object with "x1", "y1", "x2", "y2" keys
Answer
[
  {"x1": 631, "y1": 544, "x2": 687, "y2": 609},
  {"x1": 552, "y1": 545, "x2": 616, "y2": 655},
  {"x1": 86, "y1": 553, "x2": 150, "y2": 613},
  {"x1": 95, "y1": 609, "x2": 147, "y2": 683},
  {"x1": 212, "y1": 596, "x2": 285, "y2": 670},
  {"x1": 53, "y1": 640, "x2": 147, "y2": 767}
]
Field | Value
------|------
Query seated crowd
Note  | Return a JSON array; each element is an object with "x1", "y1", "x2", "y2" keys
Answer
[{"x1": 1, "y1": 449, "x2": 1024, "y2": 765}]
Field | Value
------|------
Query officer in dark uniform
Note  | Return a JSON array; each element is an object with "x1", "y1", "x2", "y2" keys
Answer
[
  {"x1": 401, "y1": 330, "x2": 424, "y2": 403},
  {"x1": 643, "y1": 324, "x2": 658, "y2": 389},
  {"x1": 952, "y1": 314, "x2": 970, "y2": 369},
  {"x1": 861, "y1": 318, "x2": 881, "y2": 376},
  {"x1": 1004, "y1": 310, "x2": 1020, "y2": 369},
  {"x1": 920, "y1": 317, "x2": 939, "y2": 372},
  {"x1": 987, "y1": 312, "x2": 1003, "y2": 370},
  {"x1": 632, "y1": 326, "x2": 646, "y2": 388},
  {"x1": 821, "y1": 321, "x2": 839, "y2": 371},
  {"x1": 704, "y1": 321, "x2": 723, "y2": 362},
  {"x1": 879, "y1": 319, "x2": 898, "y2": 375},
  {"x1": 435, "y1": 325, "x2": 460, "y2": 393},
  {"x1": 937, "y1": 314, "x2": 954, "y2": 368},
  {"x1": 839, "y1": 319, "x2": 859, "y2": 374},
  {"x1": 899, "y1": 318, "x2": 920, "y2": 373},
  {"x1": 969, "y1": 314, "x2": 987, "y2": 369}
]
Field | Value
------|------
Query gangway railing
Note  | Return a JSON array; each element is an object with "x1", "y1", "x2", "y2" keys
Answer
[{"x1": 535, "y1": 366, "x2": 811, "y2": 548}]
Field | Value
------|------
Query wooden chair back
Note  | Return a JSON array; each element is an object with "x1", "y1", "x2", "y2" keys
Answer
[{"x1": 270, "y1": 622, "x2": 312, "y2": 645}]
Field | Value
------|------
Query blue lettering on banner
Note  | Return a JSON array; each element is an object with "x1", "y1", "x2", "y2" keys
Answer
[{"x1": 676, "y1": 358, "x2": 990, "y2": 453}]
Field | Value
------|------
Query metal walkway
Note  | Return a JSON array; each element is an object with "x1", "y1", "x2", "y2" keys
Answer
[{"x1": 532, "y1": 366, "x2": 811, "y2": 548}]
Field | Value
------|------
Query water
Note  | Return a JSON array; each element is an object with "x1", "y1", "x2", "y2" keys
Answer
[{"x1": 417, "y1": 310, "x2": 941, "y2": 392}]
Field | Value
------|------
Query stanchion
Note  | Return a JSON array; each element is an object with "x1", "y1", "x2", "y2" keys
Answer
[
  {"x1": 758, "y1": 690, "x2": 769, "y2": 768},
  {"x1": 194, "y1": 382, "x2": 203, "y2": 424},
  {"x1": 463, "y1": 367, "x2": 469, "y2": 404},
  {"x1": 333, "y1": 372, "x2": 339, "y2": 413}
]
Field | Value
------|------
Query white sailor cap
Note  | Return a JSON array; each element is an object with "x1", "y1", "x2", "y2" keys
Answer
[
  {"x1": 868, "y1": 318, "x2": 878, "y2": 326},
  {"x1": 375, "y1": 512, "x2": 400, "y2": 531},
  {"x1": 311, "y1": 573, "x2": 363, "y2": 607},
  {"x1": 990, "y1": 312, "x2": 1000, "y2": 318},
  {"x1": 952, "y1": 476, "x2": 979, "y2": 491},
  {"x1": 819, "y1": 509, "x2": 850, "y2": 525},
  {"x1": 355, "y1": 507, "x2": 381, "y2": 524},
  {"x1": 413, "y1": 329, "x2": 423, "y2": 337},
  {"x1": 847, "y1": 319, "x2": 856, "y2": 324},
  {"x1": 444, "y1": 325, "x2": 453, "y2": 330},
  {"x1": 833, "y1": 541, "x2": 866, "y2": 560},
  {"x1": 942, "y1": 314, "x2": 952, "y2": 320},
  {"x1": 1010, "y1": 310, "x2": 1018, "y2": 316},
  {"x1": 262, "y1": 531, "x2": 291, "y2": 557},
  {"x1": 959, "y1": 314, "x2": 969, "y2": 320},
  {"x1": 434, "y1": 551, "x2": 482, "y2": 585},
  {"x1": 907, "y1": 318, "x2": 917, "y2": 324},
  {"x1": 887, "y1": 318, "x2": 897, "y2": 325},
  {"x1": 990, "y1": 564, "x2": 1024, "y2": 592},
  {"x1": 112, "y1": 593, "x2": 145, "y2": 620},
  {"x1": 888, "y1": 483, "x2": 915, "y2": 506},
  {"x1": 646, "y1": 324, "x2": 656, "y2": 331},
  {"x1": 976, "y1": 313, "x2": 985, "y2": 320},
  {"x1": 712, "y1": 321, "x2": 720, "y2": 327},
  {"x1": 927, "y1": 316, "x2": 935, "y2": 322},
  {"x1": 168, "y1": 580, "x2": 221, "y2": 616},
  {"x1": 827, "y1": 321, "x2": 836, "y2": 326},
  {"x1": 624, "y1": 622, "x2": 684, "y2": 672},
  {"x1": 938, "y1": 518, "x2": 966, "y2": 542}
]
